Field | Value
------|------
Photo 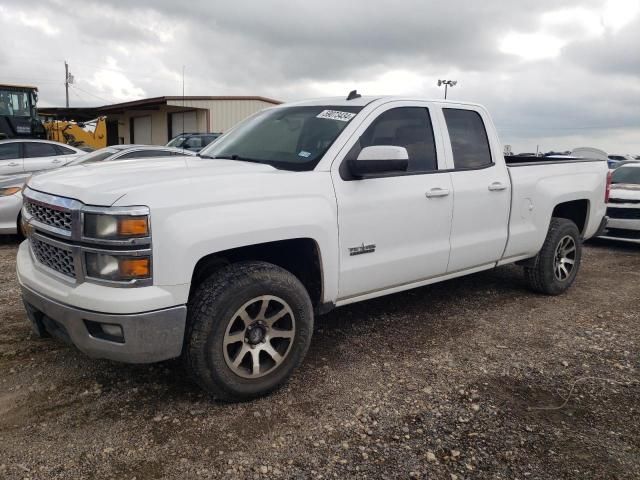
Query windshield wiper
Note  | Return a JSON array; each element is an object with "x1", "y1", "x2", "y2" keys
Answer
[
  {"x1": 197, "y1": 153, "x2": 215, "y2": 159},
  {"x1": 212, "y1": 154, "x2": 265, "y2": 164}
]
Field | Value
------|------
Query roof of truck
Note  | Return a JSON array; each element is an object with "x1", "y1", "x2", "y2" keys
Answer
[{"x1": 282, "y1": 95, "x2": 483, "y2": 108}]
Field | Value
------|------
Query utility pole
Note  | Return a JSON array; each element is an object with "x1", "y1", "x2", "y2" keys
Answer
[{"x1": 64, "y1": 61, "x2": 69, "y2": 108}]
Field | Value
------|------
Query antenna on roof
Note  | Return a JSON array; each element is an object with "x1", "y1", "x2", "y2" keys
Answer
[{"x1": 346, "y1": 90, "x2": 361, "y2": 101}]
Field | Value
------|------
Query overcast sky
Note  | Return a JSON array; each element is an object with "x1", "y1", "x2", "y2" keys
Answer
[{"x1": 1, "y1": 0, "x2": 639, "y2": 153}]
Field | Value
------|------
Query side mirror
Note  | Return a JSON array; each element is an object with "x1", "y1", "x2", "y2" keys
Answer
[{"x1": 348, "y1": 145, "x2": 409, "y2": 177}]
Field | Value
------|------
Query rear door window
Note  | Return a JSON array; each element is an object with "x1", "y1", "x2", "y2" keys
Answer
[
  {"x1": 443, "y1": 109, "x2": 493, "y2": 169},
  {"x1": 24, "y1": 142, "x2": 58, "y2": 158}
]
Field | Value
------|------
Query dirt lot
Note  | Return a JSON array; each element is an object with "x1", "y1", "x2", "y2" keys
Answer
[{"x1": 0, "y1": 236, "x2": 638, "y2": 480}]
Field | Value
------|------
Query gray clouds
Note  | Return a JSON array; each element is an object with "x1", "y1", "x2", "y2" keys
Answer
[{"x1": 1, "y1": 0, "x2": 638, "y2": 153}]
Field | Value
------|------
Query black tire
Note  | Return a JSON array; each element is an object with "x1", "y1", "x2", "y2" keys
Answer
[
  {"x1": 524, "y1": 218, "x2": 582, "y2": 295},
  {"x1": 184, "y1": 261, "x2": 314, "y2": 401},
  {"x1": 16, "y1": 213, "x2": 26, "y2": 240}
]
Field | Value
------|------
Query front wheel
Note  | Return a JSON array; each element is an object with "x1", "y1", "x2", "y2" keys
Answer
[
  {"x1": 184, "y1": 261, "x2": 314, "y2": 401},
  {"x1": 524, "y1": 218, "x2": 582, "y2": 295}
]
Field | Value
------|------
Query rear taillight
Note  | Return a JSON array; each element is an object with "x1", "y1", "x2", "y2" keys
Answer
[{"x1": 605, "y1": 170, "x2": 612, "y2": 203}]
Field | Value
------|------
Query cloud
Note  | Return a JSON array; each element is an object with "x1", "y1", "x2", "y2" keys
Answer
[{"x1": 0, "y1": 0, "x2": 639, "y2": 153}]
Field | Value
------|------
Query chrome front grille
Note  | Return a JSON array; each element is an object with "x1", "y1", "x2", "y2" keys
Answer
[
  {"x1": 30, "y1": 236, "x2": 76, "y2": 278},
  {"x1": 24, "y1": 201, "x2": 72, "y2": 231}
]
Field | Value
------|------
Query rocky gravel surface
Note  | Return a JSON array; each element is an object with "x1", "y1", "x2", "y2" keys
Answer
[{"x1": 0, "y1": 236, "x2": 638, "y2": 479}]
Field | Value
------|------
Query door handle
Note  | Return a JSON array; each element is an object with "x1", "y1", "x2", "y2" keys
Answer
[
  {"x1": 8, "y1": 162, "x2": 19, "y2": 167},
  {"x1": 488, "y1": 182, "x2": 507, "y2": 191},
  {"x1": 425, "y1": 187, "x2": 450, "y2": 198},
  {"x1": 52, "y1": 159, "x2": 62, "y2": 164}
]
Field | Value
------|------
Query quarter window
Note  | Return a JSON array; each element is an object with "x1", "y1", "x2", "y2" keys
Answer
[
  {"x1": 443, "y1": 109, "x2": 493, "y2": 169},
  {"x1": 350, "y1": 107, "x2": 438, "y2": 173},
  {"x1": 24, "y1": 142, "x2": 58, "y2": 158},
  {"x1": 55, "y1": 145, "x2": 77, "y2": 155}
]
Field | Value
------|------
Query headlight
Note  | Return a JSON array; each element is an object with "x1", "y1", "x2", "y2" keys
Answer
[
  {"x1": 85, "y1": 252, "x2": 151, "y2": 282},
  {"x1": 84, "y1": 213, "x2": 149, "y2": 239},
  {"x1": 0, "y1": 187, "x2": 21, "y2": 197}
]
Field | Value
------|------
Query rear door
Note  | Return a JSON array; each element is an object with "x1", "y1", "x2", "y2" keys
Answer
[
  {"x1": 332, "y1": 102, "x2": 454, "y2": 300},
  {"x1": 440, "y1": 107, "x2": 511, "y2": 272},
  {"x1": 23, "y1": 142, "x2": 65, "y2": 173},
  {"x1": 0, "y1": 142, "x2": 23, "y2": 175}
]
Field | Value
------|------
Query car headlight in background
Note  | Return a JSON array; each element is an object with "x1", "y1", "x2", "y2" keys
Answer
[
  {"x1": 85, "y1": 252, "x2": 151, "y2": 282},
  {"x1": 84, "y1": 213, "x2": 149, "y2": 239},
  {"x1": 0, "y1": 187, "x2": 21, "y2": 197}
]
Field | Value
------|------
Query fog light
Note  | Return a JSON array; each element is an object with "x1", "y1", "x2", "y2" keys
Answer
[
  {"x1": 84, "y1": 320, "x2": 125, "y2": 343},
  {"x1": 101, "y1": 324, "x2": 123, "y2": 338}
]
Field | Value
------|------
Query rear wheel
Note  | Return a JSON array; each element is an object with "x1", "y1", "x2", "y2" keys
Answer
[
  {"x1": 524, "y1": 218, "x2": 582, "y2": 295},
  {"x1": 184, "y1": 261, "x2": 314, "y2": 401}
]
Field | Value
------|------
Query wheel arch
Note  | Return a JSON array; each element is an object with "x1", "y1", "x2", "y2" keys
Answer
[
  {"x1": 189, "y1": 238, "x2": 325, "y2": 310},
  {"x1": 551, "y1": 199, "x2": 590, "y2": 236}
]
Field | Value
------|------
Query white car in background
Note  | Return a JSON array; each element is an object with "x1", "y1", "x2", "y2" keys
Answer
[
  {"x1": 599, "y1": 164, "x2": 640, "y2": 244},
  {"x1": 69, "y1": 145, "x2": 196, "y2": 165},
  {"x1": 0, "y1": 139, "x2": 84, "y2": 177},
  {"x1": 0, "y1": 145, "x2": 194, "y2": 235}
]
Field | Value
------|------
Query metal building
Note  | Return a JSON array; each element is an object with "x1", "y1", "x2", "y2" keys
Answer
[{"x1": 39, "y1": 95, "x2": 281, "y2": 146}]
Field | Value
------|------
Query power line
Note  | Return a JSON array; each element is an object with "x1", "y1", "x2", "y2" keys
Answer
[{"x1": 69, "y1": 84, "x2": 116, "y2": 104}]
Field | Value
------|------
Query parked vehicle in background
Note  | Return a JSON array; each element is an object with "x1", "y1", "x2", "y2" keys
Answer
[
  {"x1": 18, "y1": 95, "x2": 608, "y2": 401},
  {"x1": 69, "y1": 144, "x2": 195, "y2": 165},
  {"x1": 607, "y1": 154, "x2": 636, "y2": 169},
  {"x1": 598, "y1": 164, "x2": 640, "y2": 244},
  {"x1": 0, "y1": 145, "x2": 193, "y2": 235},
  {"x1": 609, "y1": 160, "x2": 640, "y2": 170},
  {"x1": 0, "y1": 84, "x2": 46, "y2": 140},
  {"x1": 0, "y1": 139, "x2": 84, "y2": 177},
  {"x1": 167, "y1": 133, "x2": 221, "y2": 152},
  {"x1": 0, "y1": 173, "x2": 30, "y2": 235},
  {"x1": 571, "y1": 147, "x2": 608, "y2": 162}
]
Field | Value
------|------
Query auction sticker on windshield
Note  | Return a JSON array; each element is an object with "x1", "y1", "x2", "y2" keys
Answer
[{"x1": 316, "y1": 110, "x2": 357, "y2": 122}]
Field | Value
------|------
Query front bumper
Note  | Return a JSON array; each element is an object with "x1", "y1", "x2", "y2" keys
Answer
[{"x1": 21, "y1": 284, "x2": 187, "y2": 363}]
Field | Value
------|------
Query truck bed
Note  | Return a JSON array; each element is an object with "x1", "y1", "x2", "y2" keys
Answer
[{"x1": 505, "y1": 155, "x2": 605, "y2": 167}]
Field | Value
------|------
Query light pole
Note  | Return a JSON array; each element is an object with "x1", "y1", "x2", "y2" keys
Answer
[{"x1": 437, "y1": 79, "x2": 457, "y2": 99}]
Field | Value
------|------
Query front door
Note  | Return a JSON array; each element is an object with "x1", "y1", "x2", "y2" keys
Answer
[{"x1": 332, "y1": 103, "x2": 454, "y2": 300}]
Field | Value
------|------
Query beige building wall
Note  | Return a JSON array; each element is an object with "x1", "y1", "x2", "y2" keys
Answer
[
  {"x1": 167, "y1": 99, "x2": 275, "y2": 133},
  {"x1": 113, "y1": 99, "x2": 276, "y2": 146}
]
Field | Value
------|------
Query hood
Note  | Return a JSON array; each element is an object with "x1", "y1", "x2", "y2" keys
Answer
[{"x1": 27, "y1": 156, "x2": 280, "y2": 205}]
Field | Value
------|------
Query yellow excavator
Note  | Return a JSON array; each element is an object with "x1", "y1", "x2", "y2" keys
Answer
[{"x1": 44, "y1": 116, "x2": 107, "y2": 150}]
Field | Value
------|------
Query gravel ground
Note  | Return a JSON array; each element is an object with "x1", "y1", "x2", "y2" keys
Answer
[{"x1": 0, "y1": 236, "x2": 638, "y2": 480}]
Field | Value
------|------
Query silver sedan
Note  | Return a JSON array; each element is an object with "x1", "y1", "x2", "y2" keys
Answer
[
  {"x1": 0, "y1": 173, "x2": 30, "y2": 235},
  {"x1": 0, "y1": 145, "x2": 194, "y2": 235}
]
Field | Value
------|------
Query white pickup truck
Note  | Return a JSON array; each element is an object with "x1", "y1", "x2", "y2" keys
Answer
[{"x1": 17, "y1": 95, "x2": 609, "y2": 401}]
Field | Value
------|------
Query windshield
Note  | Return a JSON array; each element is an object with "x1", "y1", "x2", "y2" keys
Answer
[
  {"x1": 0, "y1": 89, "x2": 33, "y2": 117},
  {"x1": 199, "y1": 105, "x2": 363, "y2": 171},
  {"x1": 167, "y1": 136, "x2": 186, "y2": 148},
  {"x1": 612, "y1": 167, "x2": 640, "y2": 185},
  {"x1": 69, "y1": 147, "x2": 117, "y2": 165}
]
